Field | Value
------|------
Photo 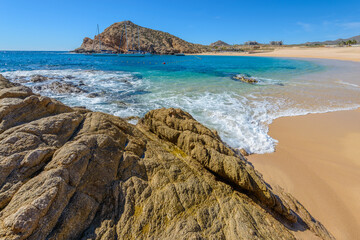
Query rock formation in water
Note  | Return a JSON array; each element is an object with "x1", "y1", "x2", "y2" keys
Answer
[
  {"x1": 232, "y1": 74, "x2": 258, "y2": 84},
  {"x1": 0, "y1": 74, "x2": 334, "y2": 239},
  {"x1": 74, "y1": 21, "x2": 208, "y2": 54}
]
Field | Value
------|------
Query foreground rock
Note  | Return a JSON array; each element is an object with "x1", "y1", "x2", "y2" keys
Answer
[
  {"x1": 0, "y1": 74, "x2": 333, "y2": 239},
  {"x1": 75, "y1": 21, "x2": 208, "y2": 55}
]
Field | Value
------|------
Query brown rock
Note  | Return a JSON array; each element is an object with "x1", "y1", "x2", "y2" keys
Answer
[
  {"x1": 0, "y1": 75, "x2": 334, "y2": 240},
  {"x1": 233, "y1": 75, "x2": 258, "y2": 84},
  {"x1": 0, "y1": 74, "x2": 19, "y2": 89},
  {"x1": 239, "y1": 148, "x2": 249, "y2": 156},
  {"x1": 139, "y1": 108, "x2": 296, "y2": 222},
  {"x1": 74, "y1": 21, "x2": 208, "y2": 54},
  {"x1": 0, "y1": 86, "x2": 33, "y2": 99}
]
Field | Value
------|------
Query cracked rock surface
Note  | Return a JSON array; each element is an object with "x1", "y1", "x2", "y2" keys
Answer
[{"x1": 0, "y1": 74, "x2": 334, "y2": 240}]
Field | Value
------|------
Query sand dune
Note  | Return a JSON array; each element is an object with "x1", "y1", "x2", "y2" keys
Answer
[{"x1": 248, "y1": 108, "x2": 360, "y2": 240}]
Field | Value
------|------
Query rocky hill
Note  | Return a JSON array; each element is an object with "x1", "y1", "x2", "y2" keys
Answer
[
  {"x1": 74, "y1": 21, "x2": 208, "y2": 54},
  {"x1": 0, "y1": 74, "x2": 334, "y2": 239},
  {"x1": 210, "y1": 40, "x2": 230, "y2": 47},
  {"x1": 305, "y1": 34, "x2": 360, "y2": 45}
]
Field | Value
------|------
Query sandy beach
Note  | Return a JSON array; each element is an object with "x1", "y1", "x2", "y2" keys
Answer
[
  {"x1": 195, "y1": 48, "x2": 360, "y2": 238},
  {"x1": 195, "y1": 46, "x2": 360, "y2": 62},
  {"x1": 248, "y1": 108, "x2": 360, "y2": 240}
]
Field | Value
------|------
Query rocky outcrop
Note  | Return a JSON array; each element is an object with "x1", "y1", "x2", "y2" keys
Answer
[
  {"x1": 0, "y1": 74, "x2": 334, "y2": 239},
  {"x1": 210, "y1": 40, "x2": 230, "y2": 47},
  {"x1": 0, "y1": 75, "x2": 19, "y2": 89},
  {"x1": 74, "y1": 21, "x2": 208, "y2": 54},
  {"x1": 232, "y1": 74, "x2": 258, "y2": 84}
]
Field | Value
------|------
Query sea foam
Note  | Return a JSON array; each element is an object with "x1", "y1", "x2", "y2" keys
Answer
[{"x1": 3, "y1": 56, "x2": 360, "y2": 154}]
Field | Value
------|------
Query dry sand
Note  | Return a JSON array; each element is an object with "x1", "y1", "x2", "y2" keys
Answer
[
  {"x1": 248, "y1": 108, "x2": 360, "y2": 240},
  {"x1": 195, "y1": 46, "x2": 360, "y2": 62}
]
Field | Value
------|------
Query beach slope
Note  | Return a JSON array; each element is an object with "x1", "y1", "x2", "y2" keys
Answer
[{"x1": 248, "y1": 109, "x2": 360, "y2": 240}]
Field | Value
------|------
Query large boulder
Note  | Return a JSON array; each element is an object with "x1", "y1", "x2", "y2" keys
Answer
[{"x1": 0, "y1": 75, "x2": 334, "y2": 240}]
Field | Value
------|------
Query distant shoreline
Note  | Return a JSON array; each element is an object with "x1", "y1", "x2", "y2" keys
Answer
[{"x1": 191, "y1": 46, "x2": 360, "y2": 62}]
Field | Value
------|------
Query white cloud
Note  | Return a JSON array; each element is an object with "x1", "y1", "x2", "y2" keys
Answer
[
  {"x1": 338, "y1": 22, "x2": 360, "y2": 29},
  {"x1": 297, "y1": 22, "x2": 313, "y2": 31}
]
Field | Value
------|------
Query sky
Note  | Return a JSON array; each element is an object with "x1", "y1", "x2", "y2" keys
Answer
[{"x1": 1, "y1": 0, "x2": 360, "y2": 50}]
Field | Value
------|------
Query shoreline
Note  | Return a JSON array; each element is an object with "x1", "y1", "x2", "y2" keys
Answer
[
  {"x1": 247, "y1": 108, "x2": 360, "y2": 240},
  {"x1": 2, "y1": 51, "x2": 360, "y2": 238},
  {"x1": 191, "y1": 46, "x2": 360, "y2": 62},
  {"x1": 0, "y1": 74, "x2": 334, "y2": 239}
]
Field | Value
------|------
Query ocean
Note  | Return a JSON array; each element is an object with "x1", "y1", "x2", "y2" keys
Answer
[{"x1": 1, "y1": 51, "x2": 360, "y2": 153}]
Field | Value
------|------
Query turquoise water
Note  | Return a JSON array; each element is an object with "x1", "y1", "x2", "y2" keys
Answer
[{"x1": 1, "y1": 51, "x2": 360, "y2": 153}]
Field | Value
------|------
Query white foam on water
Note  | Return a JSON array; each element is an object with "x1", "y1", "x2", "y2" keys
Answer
[
  {"x1": 2, "y1": 69, "x2": 135, "y2": 86},
  {"x1": 135, "y1": 91, "x2": 286, "y2": 154},
  {"x1": 136, "y1": 88, "x2": 360, "y2": 154},
  {"x1": 2, "y1": 69, "x2": 146, "y2": 116},
  {"x1": 3, "y1": 69, "x2": 360, "y2": 154},
  {"x1": 336, "y1": 80, "x2": 360, "y2": 88}
]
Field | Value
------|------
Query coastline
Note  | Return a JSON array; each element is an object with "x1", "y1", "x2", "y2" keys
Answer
[
  {"x1": 192, "y1": 46, "x2": 360, "y2": 62},
  {"x1": 0, "y1": 74, "x2": 334, "y2": 239},
  {"x1": 247, "y1": 108, "x2": 360, "y2": 240},
  {"x1": 2, "y1": 51, "x2": 360, "y2": 238}
]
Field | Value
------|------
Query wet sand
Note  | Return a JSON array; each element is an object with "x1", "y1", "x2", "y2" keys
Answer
[
  {"x1": 248, "y1": 108, "x2": 360, "y2": 240},
  {"x1": 195, "y1": 46, "x2": 360, "y2": 62}
]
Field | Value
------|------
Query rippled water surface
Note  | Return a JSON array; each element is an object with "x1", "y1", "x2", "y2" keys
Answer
[{"x1": 1, "y1": 51, "x2": 360, "y2": 153}]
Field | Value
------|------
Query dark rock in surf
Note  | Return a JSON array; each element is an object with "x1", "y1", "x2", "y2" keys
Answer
[
  {"x1": 232, "y1": 74, "x2": 258, "y2": 84},
  {"x1": 33, "y1": 81, "x2": 87, "y2": 94},
  {"x1": 31, "y1": 75, "x2": 49, "y2": 83},
  {"x1": 87, "y1": 93, "x2": 100, "y2": 98}
]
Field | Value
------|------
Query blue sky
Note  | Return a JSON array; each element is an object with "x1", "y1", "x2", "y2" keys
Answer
[{"x1": 1, "y1": 0, "x2": 360, "y2": 50}]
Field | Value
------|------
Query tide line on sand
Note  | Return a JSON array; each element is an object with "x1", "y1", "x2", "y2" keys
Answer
[{"x1": 248, "y1": 108, "x2": 360, "y2": 240}]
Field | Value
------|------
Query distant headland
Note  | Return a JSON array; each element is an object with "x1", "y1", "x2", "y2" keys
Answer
[{"x1": 74, "y1": 20, "x2": 360, "y2": 58}]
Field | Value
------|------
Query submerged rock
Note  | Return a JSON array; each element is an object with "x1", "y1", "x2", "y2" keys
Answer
[
  {"x1": 0, "y1": 75, "x2": 334, "y2": 240},
  {"x1": 33, "y1": 81, "x2": 87, "y2": 94},
  {"x1": 86, "y1": 93, "x2": 100, "y2": 98},
  {"x1": 77, "y1": 80, "x2": 86, "y2": 86},
  {"x1": 87, "y1": 91, "x2": 106, "y2": 98},
  {"x1": 30, "y1": 75, "x2": 49, "y2": 83}
]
